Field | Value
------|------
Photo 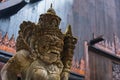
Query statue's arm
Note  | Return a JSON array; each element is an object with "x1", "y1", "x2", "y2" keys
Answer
[{"x1": 1, "y1": 50, "x2": 31, "y2": 80}]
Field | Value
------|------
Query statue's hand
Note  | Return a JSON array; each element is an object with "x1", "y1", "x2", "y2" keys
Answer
[{"x1": 61, "y1": 72, "x2": 69, "y2": 80}]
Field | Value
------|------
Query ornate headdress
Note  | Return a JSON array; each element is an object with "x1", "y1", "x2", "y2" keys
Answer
[
  {"x1": 35, "y1": 4, "x2": 64, "y2": 40},
  {"x1": 16, "y1": 4, "x2": 64, "y2": 52}
]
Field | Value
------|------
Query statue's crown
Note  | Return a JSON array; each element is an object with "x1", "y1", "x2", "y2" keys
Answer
[
  {"x1": 34, "y1": 4, "x2": 64, "y2": 39},
  {"x1": 39, "y1": 4, "x2": 61, "y2": 27}
]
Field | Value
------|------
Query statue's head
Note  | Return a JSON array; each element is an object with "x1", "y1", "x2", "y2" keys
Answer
[
  {"x1": 16, "y1": 4, "x2": 64, "y2": 63},
  {"x1": 29, "y1": 4, "x2": 64, "y2": 63},
  {"x1": 16, "y1": 4, "x2": 76, "y2": 64}
]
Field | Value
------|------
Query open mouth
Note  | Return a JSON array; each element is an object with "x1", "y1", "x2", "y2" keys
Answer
[
  {"x1": 48, "y1": 50, "x2": 60, "y2": 55},
  {"x1": 51, "y1": 52, "x2": 57, "y2": 54}
]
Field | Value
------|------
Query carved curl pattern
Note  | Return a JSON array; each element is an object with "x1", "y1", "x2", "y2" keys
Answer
[{"x1": 16, "y1": 21, "x2": 35, "y2": 52}]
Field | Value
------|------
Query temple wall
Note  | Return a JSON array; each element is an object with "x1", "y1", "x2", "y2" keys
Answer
[{"x1": 0, "y1": 0, "x2": 120, "y2": 61}]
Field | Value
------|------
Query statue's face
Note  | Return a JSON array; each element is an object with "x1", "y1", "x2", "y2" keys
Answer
[{"x1": 37, "y1": 35, "x2": 64, "y2": 64}]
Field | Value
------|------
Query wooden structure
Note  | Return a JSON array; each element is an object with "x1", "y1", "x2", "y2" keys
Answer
[
  {"x1": 0, "y1": 0, "x2": 26, "y2": 18},
  {"x1": 88, "y1": 45, "x2": 120, "y2": 80},
  {"x1": 0, "y1": 0, "x2": 42, "y2": 18},
  {"x1": 84, "y1": 35, "x2": 120, "y2": 80}
]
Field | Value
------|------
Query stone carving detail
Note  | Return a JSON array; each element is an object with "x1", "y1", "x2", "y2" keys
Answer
[
  {"x1": 112, "y1": 62, "x2": 120, "y2": 80},
  {"x1": 1, "y1": 5, "x2": 77, "y2": 80}
]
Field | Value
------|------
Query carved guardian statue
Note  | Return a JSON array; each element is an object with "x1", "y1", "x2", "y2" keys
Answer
[{"x1": 1, "y1": 5, "x2": 77, "y2": 80}]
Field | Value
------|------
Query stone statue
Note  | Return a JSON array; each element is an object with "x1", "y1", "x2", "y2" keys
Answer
[{"x1": 1, "y1": 5, "x2": 77, "y2": 80}]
